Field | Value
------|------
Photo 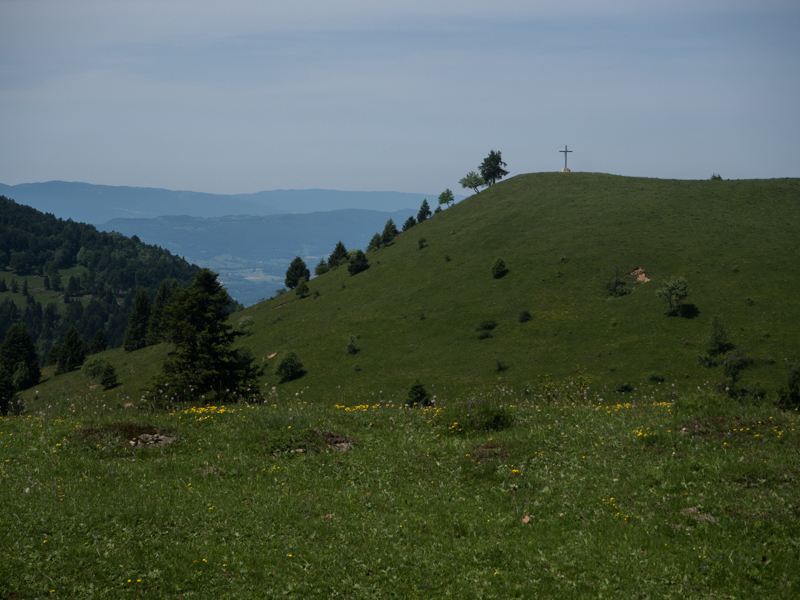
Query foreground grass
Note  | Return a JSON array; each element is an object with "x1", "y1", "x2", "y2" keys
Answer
[{"x1": 2, "y1": 386, "x2": 799, "y2": 599}]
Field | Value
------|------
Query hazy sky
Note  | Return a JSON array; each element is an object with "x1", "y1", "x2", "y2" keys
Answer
[{"x1": 1, "y1": 0, "x2": 798, "y2": 195}]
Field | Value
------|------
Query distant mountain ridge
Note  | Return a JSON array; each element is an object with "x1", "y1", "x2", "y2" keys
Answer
[{"x1": 0, "y1": 181, "x2": 458, "y2": 225}]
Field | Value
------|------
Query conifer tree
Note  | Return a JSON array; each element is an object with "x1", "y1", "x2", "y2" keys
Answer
[
  {"x1": 123, "y1": 288, "x2": 151, "y2": 351},
  {"x1": 90, "y1": 329, "x2": 108, "y2": 354},
  {"x1": 0, "y1": 323, "x2": 41, "y2": 390},
  {"x1": 381, "y1": 219, "x2": 398, "y2": 246},
  {"x1": 146, "y1": 280, "x2": 173, "y2": 345},
  {"x1": 327, "y1": 241, "x2": 349, "y2": 268},
  {"x1": 146, "y1": 269, "x2": 262, "y2": 405},
  {"x1": 295, "y1": 278, "x2": 310, "y2": 298},
  {"x1": 22, "y1": 279, "x2": 28, "y2": 296},
  {"x1": 367, "y1": 233, "x2": 382, "y2": 251},
  {"x1": 417, "y1": 199, "x2": 432, "y2": 223},
  {"x1": 402, "y1": 216, "x2": 417, "y2": 232},
  {"x1": 10, "y1": 279, "x2": 18, "y2": 293},
  {"x1": 285, "y1": 257, "x2": 311, "y2": 290},
  {"x1": 56, "y1": 325, "x2": 88, "y2": 374},
  {"x1": 0, "y1": 365, "x2": 14, "y2": 416},
  {"x1": 0, "y1": 279, "x2": 6, "y2": 293},
  {"x1": 43, "y1": 275, "x2": 50, "y2": 290}
]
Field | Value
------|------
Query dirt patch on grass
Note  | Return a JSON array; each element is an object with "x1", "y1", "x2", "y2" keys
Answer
[
  {"x1": 681, "y1": 507, "x2": 716, "y2": 523},
  {"x1": 472, "y1": 442, "x2": 509, "y2": 463},
  {"x1": 272, "y1": 302, "x2": 288, "y2": 310},
  {"x1": 311, "y1": 429, "x2": 356, "y2": 452},
  {"x1": 81, "y1": 421, "x2": 179, "y2": 448},
  {"x1": 263, "y1": 429, "x2": 356, "y2": 455},
  {"x1": 630, "y1": 267, "x2": 650, "y2": 283}
]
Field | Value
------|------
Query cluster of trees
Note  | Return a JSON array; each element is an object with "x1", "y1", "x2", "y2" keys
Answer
[
  {"x1": 458, "y1": 150, "x2": 509, "y2": 195},
  {"x1": 0, "y1": 195, "x2": 204, "y2": 367}
]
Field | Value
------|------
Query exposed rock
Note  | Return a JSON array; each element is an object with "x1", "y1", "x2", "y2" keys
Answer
[{"x1": 129, "y1": 433, "x2": 179, "y2": 448}]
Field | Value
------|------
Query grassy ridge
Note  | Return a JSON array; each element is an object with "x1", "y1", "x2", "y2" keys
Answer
[
  {"x1": 2, "y1": 386, "x2": 799, "y2": 598},
  {"x1": 17, "y1": 173, "x2": 800, "y2": 407}
]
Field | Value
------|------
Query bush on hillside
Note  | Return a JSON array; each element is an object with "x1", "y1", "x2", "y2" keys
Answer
[
  {"x1": 655, "y1": 276, "x2": 689, "y2": 315},
  {"x1": 406, "y1": 380, "x2": 432, "y2": 407},
  {"x1": 518, "y1": 310, "x2": 532, "y2": 323},
  {"x1": 314, "y1": 259, "x2": 329, "y2": 276},
  {"x1": 295, "y1": 279, "x2": 309, "y2": 298},
  {"x1": 778, "y1": 364, "x2": 800, "y2": 409},
  {"x1": 605, "y1": 266, "x2": 631, "y2": 297},
  {"x1": 491, "y1": 258, "x2": 508, "y2": 279},
  {"x1": 707, "y1": 315, "x2": 734, "y2": 356},
  {"x1": 276, "y1": 352, "x2": 305, "y2": 383},
  {"x1": 348, "y1": 250, "x2": 369, "y2": 276}
]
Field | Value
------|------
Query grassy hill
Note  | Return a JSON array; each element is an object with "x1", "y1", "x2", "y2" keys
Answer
[{"x1": 19, "y1": 172, "x2": 800, "y2": 408}]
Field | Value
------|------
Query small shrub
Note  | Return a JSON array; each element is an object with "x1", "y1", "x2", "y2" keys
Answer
[
  {"x1": 478, "y1": 331, "x2": 493, "y2": 340},
  {"x1": 697, "y1": 353, "x2": 717, "y2": 368},
  {"x1": 417, "y1": 237, "x2": 426, "y2": 250},
  {"x1": 353, "y1": 364, "x2": 361, "y2": 372},
  {"x1": 615, "y1": 382, "x2": 633, "y2": 393},
  {"x1": 82, "y1": 356, "x2": 106, "y2": 381},
  {"x1": 710, "y1": 173, "x2": 723, "y2": 181},
  {"x1": 778, "y1": 364, "x2": 800, "y2": 409},
  {"x1": 313, "y1": 289, "x2": 321, "y2": 299},
  {"x1": 100, "y1": 363, "x2": 119, "y2": 390},
  {"x1": 295, "y1": 279, "x2": 309, "y2": 298},
  {"x1": 275, "y1": 352, "x2": 305, "y2": 383},
  {"x1": 491, "y1": 258, "x2": 508, "y2": 279},
  {"x1": 444, "y1": 254, "x2": 451, "y2": 263},
  {"x1": 495, "y1": 361, "x2": 508, "y2": 372},
  {"x1": 348, "y1": 250, "x2": 369, "y2": 276},
  {"x1": 707, "y1": 315, "x2": 733, "y2": 356},
  {"x1": 518, "y1": 310, "x2": 532, "y2": 323},
  {"x1": 451, "y1": 401, "x2": 514, "y2": 433},
  {"x1": 655, "y1": 276, "x2": 689, "y2": 315},
  {"x1": 345, "y1": 335, "x2": 358, "y2": 355},
  {"x1": 720, "y1": 347, "x2": 751, "y2": 383},
  {"x1": 605, "y1": 266, "x2": 631, "y2": 297},
  {"x1": 476, "y1": 319, "x2": 498, "y2": 332},
  {"x1": 406, "y1": 380, "x2": 432, "y2": 407},
  {"x1": 647, "y1": 371, "x2": 665, "y2": 383}
]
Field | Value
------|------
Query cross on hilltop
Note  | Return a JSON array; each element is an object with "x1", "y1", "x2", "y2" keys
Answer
[{"x1": 559, "y1": 145, "x2": 572, "y2": 172}]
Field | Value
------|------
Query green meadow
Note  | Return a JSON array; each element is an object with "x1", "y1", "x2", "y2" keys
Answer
[
  {"x1": 4, "y1": 173, "x2": 800, "y2": 598},
  {"x1": 2, "y1": 385, "x2": 799, "y2": 598}
]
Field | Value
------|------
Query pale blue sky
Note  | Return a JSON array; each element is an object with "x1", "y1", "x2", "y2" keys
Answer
[{"x1": 1, "y1": 0, "x2": 798, "y2": 196}]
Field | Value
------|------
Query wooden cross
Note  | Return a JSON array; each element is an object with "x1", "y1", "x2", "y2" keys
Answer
[{"x1": 559, "y1": 145, "x2": 572, "y2": 170}]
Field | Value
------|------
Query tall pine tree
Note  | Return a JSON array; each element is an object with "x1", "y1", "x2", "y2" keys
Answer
[
  {"x1": 146, "y1": 269, "x2": 262, "y2": 406},
  {"x1": 327, "y1": 241, "x2": 349, "y2": 268},
  {"x1": 284, "y1": 257, "x2": 311, "y2": 290},
  {"x1": 0, "y1": 323, "x2": 40, "y2": 390}
]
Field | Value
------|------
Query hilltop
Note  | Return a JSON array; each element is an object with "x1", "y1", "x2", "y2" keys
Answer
[{"x1": 20, "y1": 172, "x2": 800, "y2": 406}]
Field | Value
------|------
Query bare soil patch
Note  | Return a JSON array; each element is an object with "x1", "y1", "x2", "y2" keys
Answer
[
  {"x1": 630, "y1": 267, "x2": 650, "y2": 283},
  {"x1": 81, "y1": 421, "x2": 179, "y2": 448}
]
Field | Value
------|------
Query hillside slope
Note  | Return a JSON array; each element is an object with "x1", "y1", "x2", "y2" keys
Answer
[
  {"x1": 242, "y1": 173, "x2": 799, "y2": 399},
  {"x1": 20, "y1": 173, "x2": 800, "y2": 405}
]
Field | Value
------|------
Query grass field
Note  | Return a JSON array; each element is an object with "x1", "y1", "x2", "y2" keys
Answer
[{"x1": 2, "y1": 383, "x2": 799, "y2": 598}]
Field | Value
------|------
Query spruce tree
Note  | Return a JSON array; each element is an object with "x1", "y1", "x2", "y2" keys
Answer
[
  {"x1": 22, "y1": 279, "x2": 28, "y2": 296},
  {"x1": 146, "y1": 280, "x2": 173, "y2": 345},
  {"x1": 0, "y1": 323, "x2": 41, "y2": 390},
  {"x1": 10, "y1": 279, "x2": 18, "y2": 293},
  {"x1": 285, "y1": 257, "x2": 311, "y2": 290},
  {"x1": 417, "y1": 199, "x2": 432, "y2": 223},
  {"x1": 56, "y1": 326, "x2": 88, "y2": 374},
  {"x1": 43, "y1": 275, "x2": 50, "y2": 290},
  {"x1": 381, "y1": 219, "x2": 398, "y2": 246},
  {"x1": 146, "y1": 269, "x2": 262, "y2": 405},
  {"x1": 402, "y1": 216, "x2": 417, "y2": 232},
  {"x1": 123, "y1": 288, "x2": 151, "y2": 351},
  {"x1": 327, "y1": 241, "x2": 349, "y2": 268},
  {"x1": 0, "y1": 279, "x2": 6, "y2": 293},
  {"x1": 367, "y1": 233, "x2": 382, "y2": 251},
  {"x1": 90, "y1": 329, "x2": 108, "y2": 354}
]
